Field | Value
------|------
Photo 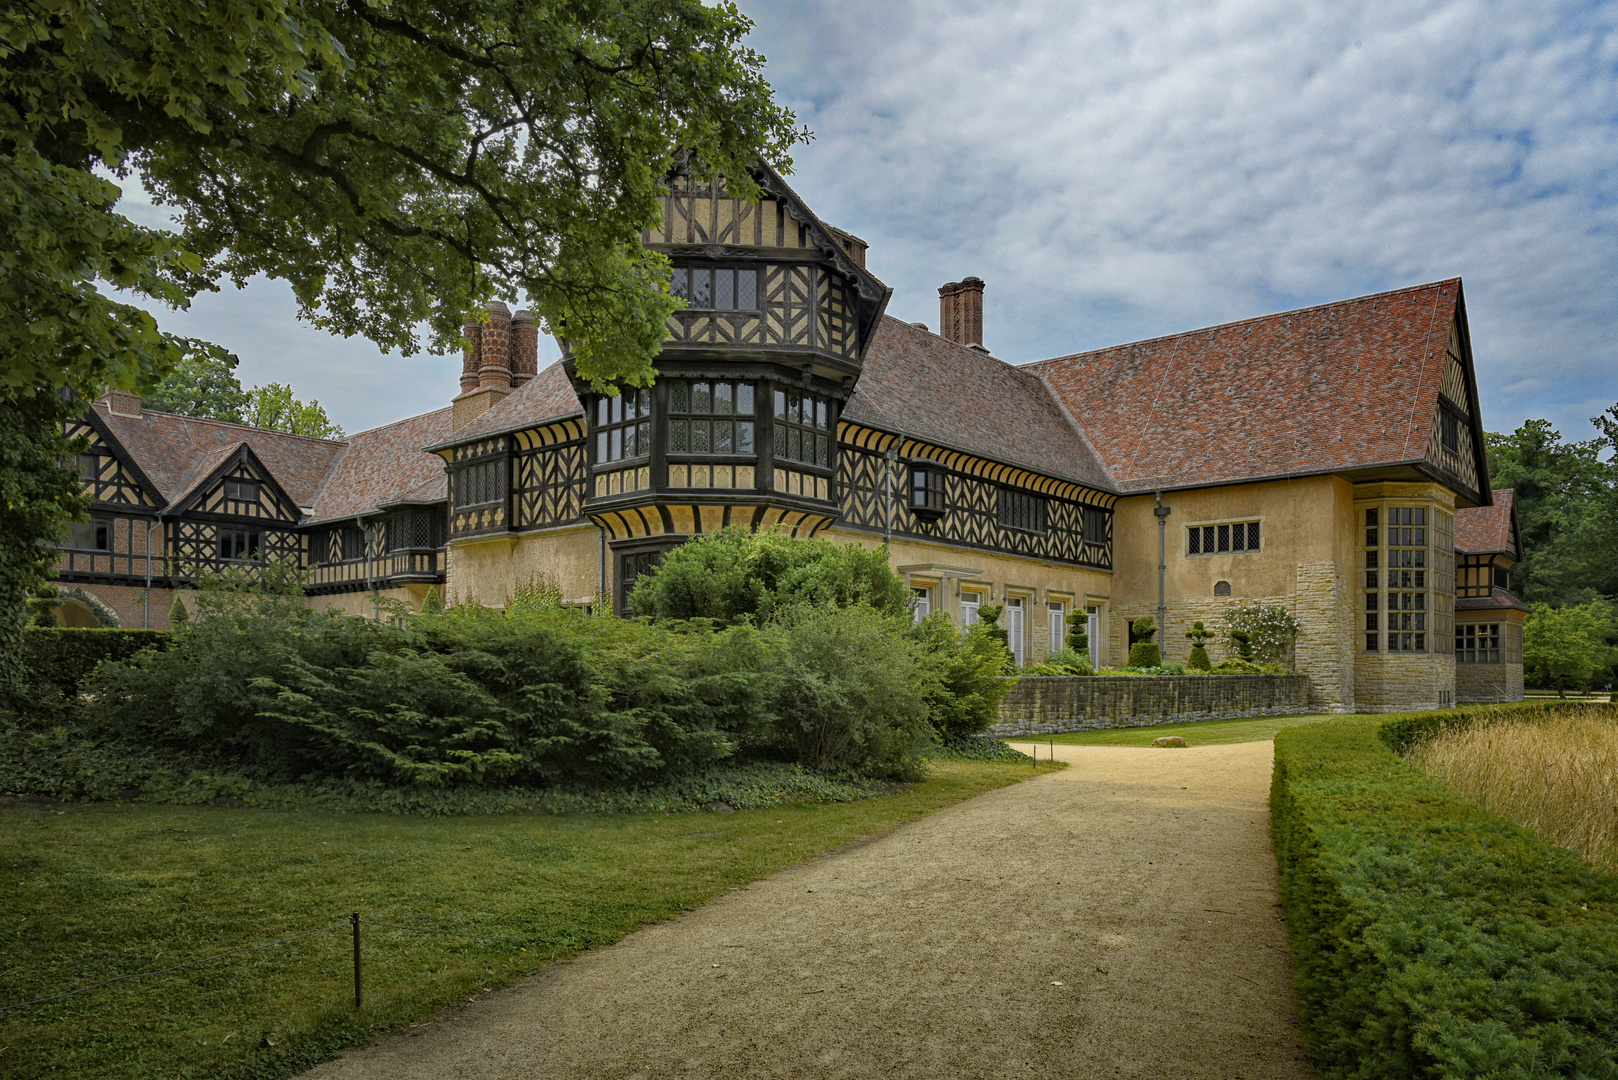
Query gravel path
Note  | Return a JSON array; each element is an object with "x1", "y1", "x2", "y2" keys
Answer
[{"x1": 303, "y1": 742, "x2": 1314, "y2": 1079}]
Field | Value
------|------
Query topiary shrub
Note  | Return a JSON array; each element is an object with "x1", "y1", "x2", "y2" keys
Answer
[
  {"x1": 1065, "y1": 608, "x2": 1089, "y2": 655},
  {"x1": 1185, "y1": 620, "x2": 1214, "y2": 671},
  {"x1": 1127, "y1": 617, "x2": 1161, "y2": 668},
  {"x1": 1227, "y1": 628, "x2": 1255, "y2": 662}
]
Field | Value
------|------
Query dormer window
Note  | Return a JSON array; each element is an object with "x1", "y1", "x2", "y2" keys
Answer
[{"x1": 909, "y1": 464, "x2": 946, "y2": 521}]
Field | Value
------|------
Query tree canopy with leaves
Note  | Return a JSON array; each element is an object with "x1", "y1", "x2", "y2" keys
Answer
[
  {"x1": 0, "y1": 0, "x2": 804, "y2": 695},
  {"x1": 1485, "y1": 404, "x2": 1618, "y2": 607}
]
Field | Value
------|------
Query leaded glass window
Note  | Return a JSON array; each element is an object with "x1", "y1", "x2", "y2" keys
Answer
[
  {"x1": 667, "y1": 380, "x2": 755, "y2": 456},
  {"x1": 773, "y1": 388, "x2": 831, "y2": 468},
  {"x1": 669, "y1": 267, "x2": 760, "y2": 311},
  {"x1": 1187, "y1": 520, "x2": 1261, "y2": 555},
  {"x1": 594, "y1": 388, "x2": 652, "y2": 465}
]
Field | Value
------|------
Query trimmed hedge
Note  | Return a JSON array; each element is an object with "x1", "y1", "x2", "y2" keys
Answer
[
  {"x1": 20, "y1": 627, "x2": 169, "y2": 698},
  {"x1": 1271, "y1": 703, "x2": 1618, "y2": 1078}
]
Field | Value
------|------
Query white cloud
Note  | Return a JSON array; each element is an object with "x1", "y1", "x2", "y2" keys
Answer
[
  {"x1": 112, "y1": 0, "x2": 1618, "y2": 444},
  {"x1": 746, "y1": 0, "x2": 1618, "y2": 442}
]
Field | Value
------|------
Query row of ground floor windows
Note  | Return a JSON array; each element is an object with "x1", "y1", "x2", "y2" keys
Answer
[{"x1": 910, "y1": 588, "x2": 1100, "y2": 668}]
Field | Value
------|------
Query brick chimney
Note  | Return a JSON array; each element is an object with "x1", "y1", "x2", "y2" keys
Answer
[
  {"x1": 938, "y1": 277, "x2": 985, "y2": 349},
  {"x1": 453, "y1": 301, "x2": 523, "y2": 432},
  {"x1": 104, "y1": 389, "x2": 143, "y2": 418},
  {"x1": 509, "y1": 310, "x2": 539, "y2": 388},
  {"x1": 827, "y1": 225, "x2": 867, "y2": 269}
]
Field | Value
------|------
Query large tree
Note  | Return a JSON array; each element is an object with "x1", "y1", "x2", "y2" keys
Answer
[
  {"x1": 0, "y1": 0, "x2": 804, "y2": 694},
  {"x1": 1485, "y1": 405, "x2": 1618, "y2": 606}
]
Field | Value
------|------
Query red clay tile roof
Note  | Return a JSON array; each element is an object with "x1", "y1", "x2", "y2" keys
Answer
[
  {"x1": 1455, "y1": 489, "x2": 1518, "y2": 556},
  {"x1": 93, "y1": 402, "x2": 347, "y2": 509},
  {"x1": 1456, "y1": 586, "x2": 1531, "y2": 613},
  {"x1": 449, "y1": 361, "x2": 582, "y2": 441},
  {"x1": 1027, "y1": 280, "x2": 1464, "y2": 492},
  {"x1": 305, "y1": 407, "x2": 453, "y2": 524},
  {"x1": 846, "y1": 317, "x2": 1113, "y2": 489}
]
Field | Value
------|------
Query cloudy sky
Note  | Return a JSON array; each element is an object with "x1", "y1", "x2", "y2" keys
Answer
[{"x1": 127, "y1": 0, "x2": 1618, "y2": 443}]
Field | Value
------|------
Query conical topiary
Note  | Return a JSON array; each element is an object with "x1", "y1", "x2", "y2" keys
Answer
[{"x1": 169, "y1": 596, "x2": 190, "y2": 626}]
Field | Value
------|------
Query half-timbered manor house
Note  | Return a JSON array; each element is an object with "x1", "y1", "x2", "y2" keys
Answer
[{"x1": 51, "y1": 158, "x2": 1528, "y2": 711}]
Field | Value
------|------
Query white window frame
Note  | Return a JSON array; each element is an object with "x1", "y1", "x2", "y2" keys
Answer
[
  {"x1": 1006, "y1": 597, "x2": 1024, "y2": 666},
  {"x1": 1087, "y1": 605, "x2": 1101, "y2": 668},
  {"x1": 960, "y1": 590, "x2": 983, "y2": 627},
  {"x1": 1047, "y1": 600, "x2": 1066, "y2": 657},
  {"x1": 911, "y1": 586, "x2": 932, "y2": 625}
]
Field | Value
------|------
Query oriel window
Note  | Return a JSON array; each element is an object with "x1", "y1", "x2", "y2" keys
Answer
[
  {"x1": 773, "y1": 388, "x2": 831, "y2": 468},
  {"x1": 595, "y1": 388, "x2": 653, "y2": 465},
  {"x1": 910, "y1": 465, "x2": 945, "y2": 519},
  {"x1": 667, "y1": 380, "x2": 755, "y2": 455}
]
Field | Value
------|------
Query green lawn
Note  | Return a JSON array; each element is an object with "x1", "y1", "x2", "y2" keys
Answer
[
  {"x1": 0, "y1": 760, "x2": 1055, "y2": 1080},
  {"x1": 1013, "y1": 713, "x2": 1344, "y2": 747}
]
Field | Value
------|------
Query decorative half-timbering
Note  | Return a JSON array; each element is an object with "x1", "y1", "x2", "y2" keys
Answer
[
  {"x1": 1422, "y1": 317, "x2": 1488, "y2": 504},
  {"x1": 836, "y1": 422, "x2": 1116, "y2": 570},
  {"x1": 513, "y1": 419, "x2": 589, "y2": 530}
]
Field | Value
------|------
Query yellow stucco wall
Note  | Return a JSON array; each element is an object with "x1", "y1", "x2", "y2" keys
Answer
[
  {"x1": 820, "y1": 528, "x2": 1115, "y2": 664},
  {"x1": 446, "y1": 524, "x2": 605, "y2": 609}
]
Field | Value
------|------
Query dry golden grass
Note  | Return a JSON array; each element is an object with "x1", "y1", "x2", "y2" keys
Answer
[{"x1": 1408, "y1": 707, "x2": 1618, "y2": 872}]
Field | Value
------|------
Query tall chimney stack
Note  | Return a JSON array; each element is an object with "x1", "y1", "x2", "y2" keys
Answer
[
  {"x1": 453, "y1": 301, "x2": 523, "y2": 432},
  {"x1": 509, "y1": 310, "x2": 539, "y2": 388},
  {"x1": 938, "y1": 277, "x2": 985, "y2": 349}
]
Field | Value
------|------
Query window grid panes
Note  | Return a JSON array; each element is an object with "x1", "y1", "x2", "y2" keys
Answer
[
  {"x1": 452, "y1": 459, "x2": 505, "y2": 508},
  {"x1": 1362, "y1": 505, "x2": 1452, "y2": 652},
  {"x1": 219, "y1": 528, "x2": 261, "y2": 561},
  {"x1": 669, "y1": 267, "x2": 760, "y2": 311},
  {"x1": 67, "y1": 518, "x2": 110, "y2": 550},
  {"x1": 667, "y1": 380, "x2": 755, "y2": 456},
  {"x1": 910, "y1": 466, "x2": 945, "y2": 514},
  {"x1": 773, "y1": 388, "x2": 831, "y2": 469},
  {"x1": 224, "y1": 479, "x2": 260, "y2": 502},
  {"x1": 997, "y1": 488, "x2": 1047, "y2": 534},
  {"x1": 1456, "y1": 623, "x2": 1500, "y2": 663},
  {"x1": 1188, "y1": 520, "x2": 1261, "y2": 555},
  {"x1": 594, "y1": 388, "x2": 653, "y2": 466}
]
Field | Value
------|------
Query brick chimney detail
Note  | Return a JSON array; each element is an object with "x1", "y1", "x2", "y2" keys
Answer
[
  {"x1": 938, "y1": 278, "x2": 985, "y2": 348},
  {"x1": 453, "y1": 301, "x2": 521, "y2": 432},
  {"x1": 460, "y1": 317, "x2": 482, "y2": 394},
  {"x1": 477, "y1": 301, "x2": 512, "y2": 389},
  {"x1": 509, "y1": 310, "x2": 539, "y2": 388},
  {"x1": 105, "y1": 389, "x2": 143, "y2": 418}
]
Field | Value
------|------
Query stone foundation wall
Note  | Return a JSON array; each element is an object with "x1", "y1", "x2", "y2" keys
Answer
[
  {"x1": 1455, "y1": 661, "x2": 1525, "y2": 704},
  {"x1": 1353, "y1": 653, "x2": 1457, "y2": 712},
  {"x1": 989, "y1": 674, "x2": 1314, "y2": 737}
]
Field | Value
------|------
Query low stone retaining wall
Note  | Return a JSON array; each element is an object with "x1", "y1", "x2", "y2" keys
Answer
[{"x1": 989, "y1": 674, "x2": 1314, "y2": 737}]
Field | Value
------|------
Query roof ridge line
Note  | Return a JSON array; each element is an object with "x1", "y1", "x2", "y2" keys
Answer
[
  {"x1": 1028, "y1": 278, "x2": 1461, "y2": 368},
  {"x1": 124, "y1": 405, "x2": 352, "y2": 446}
]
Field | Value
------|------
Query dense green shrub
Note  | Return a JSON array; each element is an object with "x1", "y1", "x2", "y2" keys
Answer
[
  {"x1": 1021, "y1": 646, "x2": 1095, "y2": 677},
  {"x1": 84, "y1": 584, "x2": 771, "y2": 789},
  {"x1": 1271, "y1": 703, "x2": 1618, "y2": 1078},
  {"x1": 1064, "y1": 608, "x2": 1089, "y2": 654},
  {"x1": 626, "y1": 527, "x2": 911, "y2": 623},
  {"x1": 767, "y1": 604, "x2": 937, "y2": 779},
  {"x1": 11, "y1": 627, "x2": 169, "y2": 720},
  {"x1": 910, "y1": 612, "x2": 1019, "y2": 739}
]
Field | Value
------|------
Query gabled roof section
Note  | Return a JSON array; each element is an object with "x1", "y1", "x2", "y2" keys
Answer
[
  {"x1": 75, "y1": 410, "x2": 166, "y2": 508},
  {"x1": 306, "y1": 407, "x2": 454, "y2": 524},
  {"x1": 92, "y1": 401, "x2": 347, "y2": 509},
  {"x1": 166, "y1": 441, "x2": 304, "y2": 523},
  {"x1": 846, "y1": 317, "x2": 1113, "y2": 490},
  {"x1": 439, "y1": 362, "x2": 582, "y2": 446},
  {"x1": 1028, "y1": 279, "x2": 1488, "y2": 497},
  {"x1": 1456, "y1": 489, "x2": 1521, "y2": 558}
]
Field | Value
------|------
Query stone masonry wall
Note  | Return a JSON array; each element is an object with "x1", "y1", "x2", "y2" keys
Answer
[
  {"x1": 1294, "y1": 562, "x2": 1355, "y2": 713},
  {"x1": 988, "y1": 674, "x2": 1314, "y2": 737},
  {"x1": 1455, "y1": 662, "x2": 1525, "y2": 704}
]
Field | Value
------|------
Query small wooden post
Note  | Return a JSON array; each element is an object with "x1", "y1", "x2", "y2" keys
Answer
[{"x1": 351, "y1": 912, "x2": 362, "y2": 1009}]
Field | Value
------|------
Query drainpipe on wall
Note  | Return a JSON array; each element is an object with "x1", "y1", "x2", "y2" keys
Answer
[
  {"x1": 1154, "y1": 491, "x2": 1171, "y2": 653},
  {"x1": 141, "y1": 517, "x2": 163, "y2": 629},
  {"x1": 598, "y1": 526, "x2": 607, "y2": 616}
]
